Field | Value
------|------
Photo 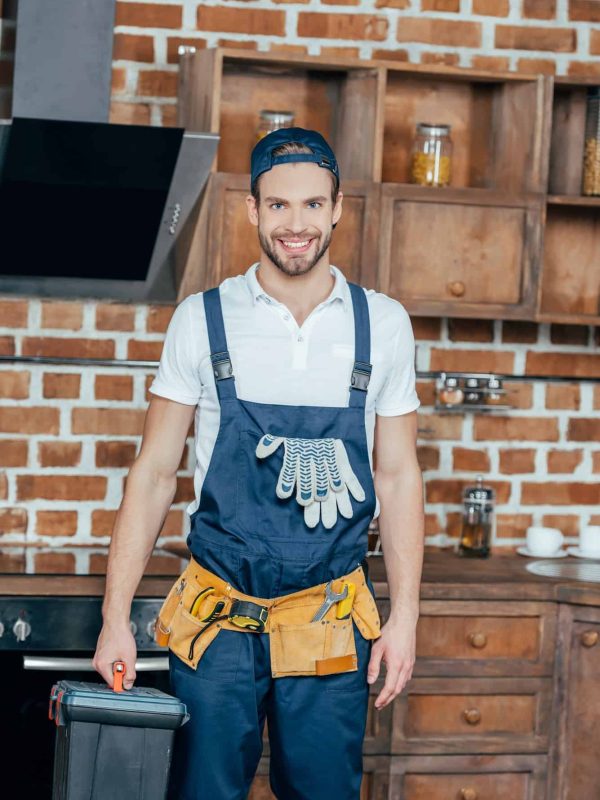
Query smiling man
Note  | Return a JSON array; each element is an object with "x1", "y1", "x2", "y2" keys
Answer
[{"x1": 93, "y1": 127, "x2": 424, "y2": 800}]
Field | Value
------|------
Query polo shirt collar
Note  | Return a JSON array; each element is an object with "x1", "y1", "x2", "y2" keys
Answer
[{"x1": 245, "y1": 262, "x2": 350, "y2": 311}]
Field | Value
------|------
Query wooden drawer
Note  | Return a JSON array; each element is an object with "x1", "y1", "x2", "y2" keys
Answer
[
  {"x1": 409, "y1": 600, "x2": 557, "y2": 677},
  {"x1": 391, "y1": 677, "x2": 552, "y2": 754},
  {"x1": 391, "y1": 754, "x2": 547, "y2": 800}
]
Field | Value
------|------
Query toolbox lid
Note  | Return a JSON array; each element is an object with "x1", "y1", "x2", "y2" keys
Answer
[{"x1": 50, "y1": 680, "x2": 189, "y2": 730}]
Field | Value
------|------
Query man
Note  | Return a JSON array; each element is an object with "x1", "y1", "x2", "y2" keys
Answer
[{"x1": 93, "y1": 127, "x2": 424, "y2": 799}]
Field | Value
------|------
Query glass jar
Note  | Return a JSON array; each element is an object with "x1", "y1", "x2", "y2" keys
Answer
[
  {"x1": 410, "y1": 123, "x2": 453, "y2": 187},
  {"x1": 439, "y1": 376, "x2": 464, "y2": 406},
  {"x1": 464, "y1": 377, "x2": 483, "y2": 405},
  {"x1": 583, "y1": 88, "x2": 600, "y2": 196},
  {"x1": 485, "y1": 376, "x2": 504, "y2": 406},
  {"x1": 256, "y1": 110, "x2": 295, "y2": 143}
]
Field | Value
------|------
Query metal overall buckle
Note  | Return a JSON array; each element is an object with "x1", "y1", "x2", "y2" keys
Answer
[
  {"x1": 228, "y1": 599, "x2": 269, "y2": 632},
  {"x1": 351, "y1": 360, "x2": 372, "y2": 391}
]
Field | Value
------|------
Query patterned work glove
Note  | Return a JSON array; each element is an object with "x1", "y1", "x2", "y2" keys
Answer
[{"x1": 255, "y1": 434, "x2": 365, "y2": 530}]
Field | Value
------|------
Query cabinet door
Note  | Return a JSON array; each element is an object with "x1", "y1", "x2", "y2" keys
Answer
[
  {"x1": 552, "y1": 604, "x2": 600, "y2": 799},
  {"x1": 378, "y1": 185, "x2": 542, "y2": 319}
]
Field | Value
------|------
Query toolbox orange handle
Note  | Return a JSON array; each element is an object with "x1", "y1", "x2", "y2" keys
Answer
[{"x1": 112, "y1": 660, "x2": 125, "y2": 693}]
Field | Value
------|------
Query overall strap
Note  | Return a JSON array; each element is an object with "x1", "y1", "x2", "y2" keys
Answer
[
  {"x1": 203, "y1": 287, "x2": 238, "y2": 404},
  {"x1": 347, "y1": 282, "x2": 372, "y2": 409}
]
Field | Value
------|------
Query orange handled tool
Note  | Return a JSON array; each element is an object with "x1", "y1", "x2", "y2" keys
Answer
[{"x1": 112, "y1": 660, "x2": 126, "y2": 693}]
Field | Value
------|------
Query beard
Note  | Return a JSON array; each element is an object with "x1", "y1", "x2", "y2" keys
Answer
[{"x1": 258, "y1": 227, "x2": 332, "y2": 277}]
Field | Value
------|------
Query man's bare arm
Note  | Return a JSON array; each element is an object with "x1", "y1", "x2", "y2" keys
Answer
[
  {"x1": 93, "y1": 395, "x2": 195, "y2": 686},
  {"x1": 367, "y1": 410, "x2": 424, "y2": 709}
]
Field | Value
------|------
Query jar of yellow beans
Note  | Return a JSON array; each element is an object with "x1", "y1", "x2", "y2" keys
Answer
[{"x1": 410, "y1": 122, "x2": 453, "y2": 187}]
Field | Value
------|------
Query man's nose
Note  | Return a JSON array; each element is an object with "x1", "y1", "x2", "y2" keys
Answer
[{"x1": 287, "y1": 206, "x2": 308, "y2": 233}]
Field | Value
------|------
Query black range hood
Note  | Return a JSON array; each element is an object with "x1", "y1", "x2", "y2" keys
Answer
[{"x1": 0, "y1": 0, "x2": 218, "y2": 301}]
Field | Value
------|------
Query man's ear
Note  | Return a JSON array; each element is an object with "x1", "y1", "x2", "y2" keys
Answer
[
  {"x1": 246, "y1": 194, "x2": 259, "y2": 227},
  {"x1": 332, "y1": 191, "x2": 343, "y2": 229}
]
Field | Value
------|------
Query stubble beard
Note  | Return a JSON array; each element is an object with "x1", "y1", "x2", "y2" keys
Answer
[{"x1": 258, "y1": 227, "x2": 332, "y2": 277}]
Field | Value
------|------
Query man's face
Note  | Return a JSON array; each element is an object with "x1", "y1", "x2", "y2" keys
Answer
[{"x1": 246, "y1": 162, "x2": 342, "y2": 277}]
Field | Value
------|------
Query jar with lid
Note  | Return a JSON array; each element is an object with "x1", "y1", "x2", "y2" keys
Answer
[
  {"x1": 583, "y1": 88, "x2": 600, "y2": 196},
  {"x1": 256, "y1": 110, "x2": 295, "y2": 143},
  {"x1": 485, "y1": 376, "x2": 504, "y2": 406},
  {"x1": 439, "y1": 376, "x2": 464, "y2": 406},
  {"x1": 458, "y1": 475, "x2": 495, "y2": 559},
  {"x1": 410, "y1": 123, "x2": 453, "y2": 187},
  {"x1": 464, "y1": 377, "x2": 483, "y2": 405}
]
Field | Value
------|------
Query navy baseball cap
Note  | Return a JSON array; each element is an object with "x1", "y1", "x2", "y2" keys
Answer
[{"x1": 250, "y1": 127, "x2": 340, "y2": 190}]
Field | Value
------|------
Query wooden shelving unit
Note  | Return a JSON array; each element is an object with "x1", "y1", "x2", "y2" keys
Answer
[{"x1": 174, "y1": 48, "x2": 600, "y2": 327}]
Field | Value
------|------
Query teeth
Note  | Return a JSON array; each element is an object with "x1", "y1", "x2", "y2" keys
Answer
[{"x1": 282, "y1": 240, "x2": 310, "y2": 249}]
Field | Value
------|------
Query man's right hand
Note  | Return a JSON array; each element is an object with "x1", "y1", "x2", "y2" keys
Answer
[{"x1": 93, "y1": 623, "x2": 138, "y2": 690}]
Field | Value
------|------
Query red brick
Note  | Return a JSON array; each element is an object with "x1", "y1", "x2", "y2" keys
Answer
[
  {"x1": 115, "y1": 2, "x2": 182, "y2": 29},
  {"x1": 0, "y1": 407, "x2": 59, "y2": 434},
  {"x1": 372, "y1": 48, "x2": 410, "y2": 61},
  {"x1": 417, "y1": 445, "x2": 439, "y2": 471},
  {"x1": 592, "y1": 451, "x2": 600, "y2": 473},
  {"x1": 268, "y1": 44, "x2": 308, "y2": 55},
  {"x1": 594, "y1": 384, "x2": 600, "y2": 410},
  {"x1": 0, "y1": 439, "x2": 28, "y2": 467},
  {"x1": 421, "y1": 0, "x2": 460, "y2": 9},
  {"x1": 109, "y1": 102, "x2": 151, "y2": 126},
  {"x1": 499, "y1": 448, "x2": 536, "y2": 474},
  {"x1": 526, "y1": 351, "x2": 600, "y2": 378},
  {"x1": 504, "y1": 381, "x2": 533, "y2": 410},
  {"x1": 375, "y1": 0, "x2": 410, "y2": 6},
  {"x1": 321, "y1": 0, "x2": 359, "y2": 5},
  {"x1": 161, "y1": 105, "x2": 178, "y2": 127},
  {"x1": 521, "y1": 482, "x2": 600, "y2": 505},
  {"x1": 41, "y1": 300, "x2": 83, "y2": 331},
  {"x1": 38, "y1": 441, "x2": 82, "y2": 468},
  {"x1": 147, "y1": 304, "x2": 176, "y2": 333},
  {"x1": 0, "y1": 370, "x2": 29, "y2": 398},
  {"x1": 112, "y1": 67, "x2": 127, "y2": 93},
  {"x1": 217, "y1": 39, "x2": 258, "y2": 50},
  {"x1": 569, "y1": 0, "x2": 600, "y2": 21},
  {"x1": 416, "y1": 379, "x2": 436, "y2": 406},
  {"x1": 495, "y1": 25, "x2": 576, "y2": 52},
  {"x1": 95, "y1": 303, "x2": 135, "y2": 332},
  {"x1": 0, "y1": 299, "x2": 28, "y2": 327},
  {"x1": 91, "y1": 510, "x2": 118, "y2": 536},
  {"x1": 166, "y1": 37, "x2": 207, "y2": 64},
  {"x1": 298, "y1": 12, "x2": 388, "y2": 40},
  {"x1": 127, "y1": 340, "x2": 163, "y2": 360},
  {"x1": 417, "y1": 413, "x2": 464, "y2": 440},
  {"x1": 95, "y1": 375, "x2": 134, "y2": 402},
  {"x1": 197, "y1": 6, "x2": 285, "y2": 36},
  {"x1": 412, "y1": 318, "x2": 441, "y2": 340},
  {"x1": 113, "y1": 33, "x2": 155, "y2": 63},
  {"x1": 72, "y1": 408, "x2": 145, "y2": 436},
  {"x1": 0, "y1": 336, "x2": 15, "y2": 355},
  {"x1": 22, "y1": 337, "x2": 115, "y2": 359},
  {"x1": 448, "y1": 318, "x2": 493, "y2": 342},
  {"x1": 474, "y1": 415, "x2": 559, "y2": 442},
  {"x1": 452, "y1": 447, "x2": 490, "y2": 472},
  {"x1": 496, "y1": 513, "x2": 533, "y2": 538},
  {"x1": 36, "y1": 510, "x2": 78, "y2": 536},
  {"x1": 516, "y1": 58, "x2": 556, "y2": 75},
  {"x1": 430, "y1": 349, "x2": 514, "y2": 373},
  {"x1": 568, "y1": 418, "x2": 600, "y2": 441},
  {"x1": 550, "y1": 323, "x2": 588, "y2": 345},
  {"x1": 471, "y1": 55, "x2": 510, "y2": 71},
  {"x1": 137, "y1": 69, "x2": 178, "y2": 98},
  {"x1": 145, "y1": 550, "x2": 187, "y2": 573},
  {"x1": 0, "y1": 471, "x2": 6, "y2": 500},
  {"x1": 96, "y1": 441, "x2": 138, "y2": 468},
  {"x1": 473, "y1": 0, "x2": 509, "y2": 13},
  {"x1": 17, "y1": 475, "x2": 107, "y2": 501},
  {"x1": 34, "y1": 552, "x2": 75, "y2": 574},
  {"x1": 424, "y1": 513, "x2": 443, "y2": 536},
  {"x1": 173, "y1": 476, "x2": 194, "y2": 503},
  {"x1": 547, "y1": 448, "x2": 583, "y2": 473},
  {"x1": 591, "y1": 29, "x2": 600, "y2": 55},
  {"x1": 501, "y1": 321, "x2": 538, "y2": 343},
  {"x1": 523, "y1": 0, "x2": 556, "y2": 18},
  {"x1": 545, "y1": 383, "x2": 580, "y2": 410},
  {"x1": 397, "y1": 18, "x2": 481, "y2": 47},
  {"x1": 43, "y1": 373, "x2": 80, "y2": 399},
  {"x1": 568, "y1": 62, "x2": 600, "y2": 78},
  {"x1": 320, "y1": 46, "x2": 361, "y2": 58},
  {"x1": 0, "y1": 508, "x2": 27, "y2": 534},
  {"x1": 420, "y1": 51, "x2": 460, "y2": 66},
  {"x1": 426, "y1": 479, "x2": 511, "y2": 504},
  {"x1": 541, "y1": 514, "x2": 579, "y2": 536}
]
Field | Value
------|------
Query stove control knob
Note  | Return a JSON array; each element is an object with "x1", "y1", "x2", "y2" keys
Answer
[
  {"x1": 129, "y1": 620, "x2": 138, "y2": 637},
  {"x1": 147, "y1": 618, "x2": 157, "y2": 640},
  {"x1": 13, "y1": 617, "x2": 32, "y2": 642}
]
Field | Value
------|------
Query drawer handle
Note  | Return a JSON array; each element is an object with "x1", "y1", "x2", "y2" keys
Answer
[
  {"x1": 460, "y1": 789, "x2": 477, "y2": 800},
  {"x1": 468, "y1": 632, "x2": 488, "y2": 649},
  {"x1": 448, "y1": 280, "x2": 466, "y2": 297},
  {"x1": 581, "y1": 630, "x2": 599, "y2": 648},
  {"x1": 462, "y1": 708, "x2": 482, "y2": 725}
]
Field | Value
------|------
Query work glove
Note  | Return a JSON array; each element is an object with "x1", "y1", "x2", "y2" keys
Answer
[{"x1": 255, "y1": 434, "x2": 365, "y2": 530}]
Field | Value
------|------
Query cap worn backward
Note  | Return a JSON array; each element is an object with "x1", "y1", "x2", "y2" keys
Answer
[{"x1": 250, "y1": 127, "x2": 340, "y2": 190}]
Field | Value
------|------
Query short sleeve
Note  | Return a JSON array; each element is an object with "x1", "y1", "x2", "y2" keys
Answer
[
  {"x1": 375, "y1": 307, "x2": 420, "y2": 417},
  {"x1": 148, "y1": 297, "x2": 202, "y2": 406}
]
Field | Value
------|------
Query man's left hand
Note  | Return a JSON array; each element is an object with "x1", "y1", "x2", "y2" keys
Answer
[{"x1": 366, "y1": 617, "x2": 416, "y2": 710}]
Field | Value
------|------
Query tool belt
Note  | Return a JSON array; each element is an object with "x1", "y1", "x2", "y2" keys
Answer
[{"x1": 155, "y1": 557, "x2": 381, "y2": 678}]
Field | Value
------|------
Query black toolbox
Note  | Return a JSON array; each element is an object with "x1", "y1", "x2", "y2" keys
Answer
[{"x1": 49, "y1": 675, "x2": 189, "y2": 800}]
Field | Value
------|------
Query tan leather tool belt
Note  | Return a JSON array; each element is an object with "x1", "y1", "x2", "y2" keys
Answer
[{"x1": 155, "y1": 557, "x2": 381, "y2": 678}]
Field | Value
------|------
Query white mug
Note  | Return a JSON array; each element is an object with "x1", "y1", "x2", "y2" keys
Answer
[
  {"x1": 526, "y1": 526, "x2": 564, "y2": 556},
  {"x1": 579, "y1": 526, "x2": 600, "y2": 555}
]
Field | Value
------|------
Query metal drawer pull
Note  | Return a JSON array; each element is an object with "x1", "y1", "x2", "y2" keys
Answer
[
  {"x1": 23, "y1": 656, "x2": 169, "y2": 671},
  {"x1": 462, "y1": 707, "x2": 482, "y2": 725},
  {"x1": 468, "y1": 631, "x2": 487, "y2": 649},
  {"x1": 581, "y1": 630, "x2": 599, "y2": 648},
  {"x1": 460, "y1": 789, "x2": 477, "y2": 800}
]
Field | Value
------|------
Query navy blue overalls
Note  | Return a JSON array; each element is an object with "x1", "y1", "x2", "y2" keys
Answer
[{"x1": 168, "y1": 281, "x2": 378, "y2": 800}]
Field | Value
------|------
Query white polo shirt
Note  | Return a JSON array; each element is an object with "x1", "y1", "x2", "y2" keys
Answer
[{"x1": 149, "y1": 262, "x2": 420, "y2": 520}]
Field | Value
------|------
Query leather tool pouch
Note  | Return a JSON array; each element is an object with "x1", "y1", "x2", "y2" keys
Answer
[{"x1": 270, "y1": 616, "x2": 357, "y2": 677}]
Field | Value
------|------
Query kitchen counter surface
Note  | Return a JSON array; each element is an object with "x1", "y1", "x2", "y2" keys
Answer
[{"x1": 2, "y1": 549, "x2": 600, "y2": 607}]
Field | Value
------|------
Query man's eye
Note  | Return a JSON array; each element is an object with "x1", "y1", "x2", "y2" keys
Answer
[
  {"x1": 271, "y1": 203, "x2": 284, "y2": 210},
  {"x1": 308, "y1": 202, "x2": 321, "y2": 209}
]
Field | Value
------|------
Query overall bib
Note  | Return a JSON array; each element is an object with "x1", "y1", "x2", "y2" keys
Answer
[{"x1": 168, "y1": 281, "x2": 378, "y2": 800}]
